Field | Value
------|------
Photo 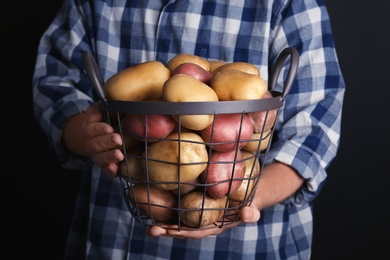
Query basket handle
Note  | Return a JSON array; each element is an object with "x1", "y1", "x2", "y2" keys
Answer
[
  {"x1": 269, "y1": 47, "x2": 299, "y2": 102},
  {"x1": 82, "y1": 51, "x2": 108, "y2": 105}
]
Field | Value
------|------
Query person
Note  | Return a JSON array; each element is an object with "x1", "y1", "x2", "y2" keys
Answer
[{"x1": 32, "y1": 0, "x2": 345, "y2": 259}]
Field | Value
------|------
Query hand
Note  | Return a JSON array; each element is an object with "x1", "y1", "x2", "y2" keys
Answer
[
  {"x1": 64, "y1": 102, "x2": 124, "y2": 177},
  {"x1": 146, "y1": 204, "x2": 260, "y2": 239},
  {"x1": 84, "y1": 103, "x2": 124, "y2": 177}
]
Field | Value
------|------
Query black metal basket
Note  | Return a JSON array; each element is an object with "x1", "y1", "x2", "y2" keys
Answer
[{"x1": 82, "y1": 47, "x2": 299, "y2": 231}]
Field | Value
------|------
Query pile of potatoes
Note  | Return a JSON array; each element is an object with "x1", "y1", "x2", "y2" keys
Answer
[{"x1": 103, "y1": 54, "x2": 277, "y2": 228}]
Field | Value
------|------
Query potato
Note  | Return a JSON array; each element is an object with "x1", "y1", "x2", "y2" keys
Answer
[
  {"x1": 208, "y1": 59, "x2": 228, "y2": 74},
  {"x1": 210, "y1": 70, "x2": 267, "y2": 101},
  {"x1": 127, "y1": 183, "x2": 177, "y2": 222},
  {"x1": 118, "y1": 145, "x2": 146, "y2": 182},
  {"x1": 144, "y1": 132, "x2": 208, "y2": 190},
  {"x1": 170, "y1": 177, "x2": 201, "y2": 196},
  {"x1": 166, "y1": 53, "x2": 210, "y2": 72},
  {"x1": 120, "y1": 112, "x2": 176, "y2": 142},
  {"x1": 163, "y1": 74, "x2": 219, "y2": 130},
  {"x1": 211, "y1": 61, "x2": 260, "y2": 76},
  {"x1": 179, "y1": 191, "x2": 227, "y2": 228},
  {"x1": 103, "y1": 61, "x2": 171, "y2": 101},
  {"x1": 229, "y1": 150, "x2": 260, "y2": 202},
  {"x1": 172, "y1": 62, "x2": 214, "y2": 85},
  {"x1": 114, "y1": 127, "x2": 141, "y2": 152},
  {"x1": 247, "y1": 91, "x2": 277, "y2": 133},
  {"x1": 200, "y1": 113, "x2": 253, "y2": 152},
  {"x1": 242, "y1": 130, "x2": 272, "y2": 152},
  {"x1": 201, "y1": 149, "x2": 245, "y2": 199}
]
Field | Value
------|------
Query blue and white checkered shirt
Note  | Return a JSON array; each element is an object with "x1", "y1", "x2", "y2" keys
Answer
[{"x1": 32, "y1": 0, "x2": 345, "y2": 259}]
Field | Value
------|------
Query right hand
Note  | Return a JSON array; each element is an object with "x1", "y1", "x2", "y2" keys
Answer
[{"x1": 63, "y1": 102, "x2": 124, "y2": 178}]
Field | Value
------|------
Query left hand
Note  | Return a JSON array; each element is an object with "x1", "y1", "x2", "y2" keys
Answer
[{"x1": 147, "y1": 204, "x2": 260, "y2": 239}]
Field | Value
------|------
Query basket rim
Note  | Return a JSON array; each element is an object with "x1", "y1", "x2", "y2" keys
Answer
[{"x1": 100, "y1": 91, "x2": 284, "y2": 115}]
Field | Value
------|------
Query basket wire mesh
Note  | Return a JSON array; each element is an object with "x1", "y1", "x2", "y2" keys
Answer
[{"x1": 82, "y1": 47, "x2": 299, "y2": 231}]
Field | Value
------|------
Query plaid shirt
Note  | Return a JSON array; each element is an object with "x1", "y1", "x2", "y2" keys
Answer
[{"x1": 32, "y1": 0, "x2": 345, "y2": 259}]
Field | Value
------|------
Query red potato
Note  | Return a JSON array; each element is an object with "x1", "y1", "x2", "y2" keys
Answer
[
  {"x1": 121, "y1": 112, "x2": 176, "y2": 142},
  {"x1": 201, "y1": 149, "x2": 245, "y2": 199},
  {"x1": 247, "y1": 91, "x2": 277, "y2": 133},
  {"x1": 200, "y1": 113, "x2": 253, "y2": 152},
  {"x1": 172, "y1": 62, "x2": 214, "y2": 85}
]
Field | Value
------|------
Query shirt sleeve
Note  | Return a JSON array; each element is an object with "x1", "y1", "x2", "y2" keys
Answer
[
  {"x1": 265, "y1": 0, "x2": 346, "y2": 205},
  {"x1": 32, "y1": 0, "x2": 95, "y2": 170}
]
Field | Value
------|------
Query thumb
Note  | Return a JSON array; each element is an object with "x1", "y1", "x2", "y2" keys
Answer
[{"x1": 240, "y1": 205, "x2": 261, "y2": 223}]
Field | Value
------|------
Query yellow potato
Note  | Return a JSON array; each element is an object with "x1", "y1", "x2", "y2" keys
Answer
[
  {"x1": 229, "y1": 150, "x2": 261, "y2": 202},
  {"x1": 179, "y1": 191, "x2": 227, "y2": 228},
  {"x1": 127, "y1": 183, "x2": 177, "y2": 222},
  {"x1": 163, "y1": 74, "x2": 219, "y2": 130},
  {"x1": 118, "y1": 145, "x2": 146, "y2": 183},
  {"x1": 211, "y1": 61, "x2": 260, "y2": 76},
  {"x1": 144, "y1": 132, "x2": 209, "y2": 190},
  {"x1": 242, "y1": 130, "x2": 272, "y2": 153},
  {"x1": 210, "y1": 70, "x2": 267, "y2": 101},
  {"x1": 166, "y1": 53, "x2": 210, "y2": 72},
  {"x1": 170, "y1": 177, "x2": 200, "y2": 196},
  {"x1": 208, "y1": 59, "x2": 228, "y2": 74},
  {"x1": 103, "y1": 61, "x2": 171, "y2": 101}
]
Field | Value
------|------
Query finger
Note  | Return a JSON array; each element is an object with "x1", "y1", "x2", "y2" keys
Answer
[
  {"x1": 164, "y1": 223, "x2": 236, "y2": 239},
  {"x1": 85, "y1": 103, "x2": 105, "y2": 123},
  {"x1": 102, "y1": 163, "x2": 120, "y2": 178},
  {"x1": 88, "y1": 133, "x2": 123, "y2": 154},
  {"x1": 86, "y1": 122, "x2": 116, "y2": 139},
  {"x1": 240, "y1": 205, "x2": 261, "y2": 223},
  {"x1": 165, "y1": 227, "x2": 223, "y2": 239},
  {"x1": 147, "y1": 226, "x2": 168, "y2": 237},
  {"x1": 92, "y1": 149, "x2": 124, "y2": 169}
]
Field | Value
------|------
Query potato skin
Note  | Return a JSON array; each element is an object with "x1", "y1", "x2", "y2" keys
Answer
[
  {"x1": 229, "y1": 150, "x2": 260, "y2": 202},
  {"x1": 121, "y1": 112, "x2": 176, "y2": 142},
  {"x1": 144, "y1": 132, "x2": 209, "y2": 190},
  {"x1": 114, "y1": 127, "x2": 141, "y2": 152},
  {"x1": 127, "y1": 183, "x2": 177, "y2": 222},
  {"x1": 103, "y1": 61, "x2": 171, "y2": 101},
  {"x1": 118, "y1": 145, "x2": 146, "y2": 182},
  {"x1": 210, "y1": 70, "x2": 267, "y2": 101},
  {"x1": 211, "y1": 61, "x2": 260, "y2": 76},
  {"x1": 166, "y1": 53, "x2": 210, "y2": 72},
  {"x1": 242, "y1": 130, "x2": 272, "y2": 153},
  {"x1": 200, "y1": 113, "x2": 253, "y2": 152},
  {"x1": 201, "y1": 149, "x2": 245, "y2": 199},
  {"x1": 170, "y1": 177, "x2": 201, "y2": 196},
  {"x1": 179, "y1": 191, "x2": 227, "y2": 228},
  {"x1": 208, "y1": 59, "x2": 228, "y2": 74},
  {"x1": 163, "y1": 74, "x2": 219, "y2": 130},
  {"x1": 172, "y1": 62, "x2": 214, "y2": 85},
  {"x1": 247, "y1": 91, "x2": 277, "y2": 133}
]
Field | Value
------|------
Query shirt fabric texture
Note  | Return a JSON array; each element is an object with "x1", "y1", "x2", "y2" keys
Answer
[{"x1": 32, "y1": 0, "x2": 345, "y2": 259}]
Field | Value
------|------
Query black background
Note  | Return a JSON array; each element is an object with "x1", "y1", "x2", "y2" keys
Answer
[{"x1": 3, "y1": 1, "x2": 389, "y2": 259}]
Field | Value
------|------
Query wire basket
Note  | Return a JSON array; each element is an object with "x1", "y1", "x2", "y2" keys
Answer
[{"x1": 82, "y1": 47, "x2": 299, "y2": 231}]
